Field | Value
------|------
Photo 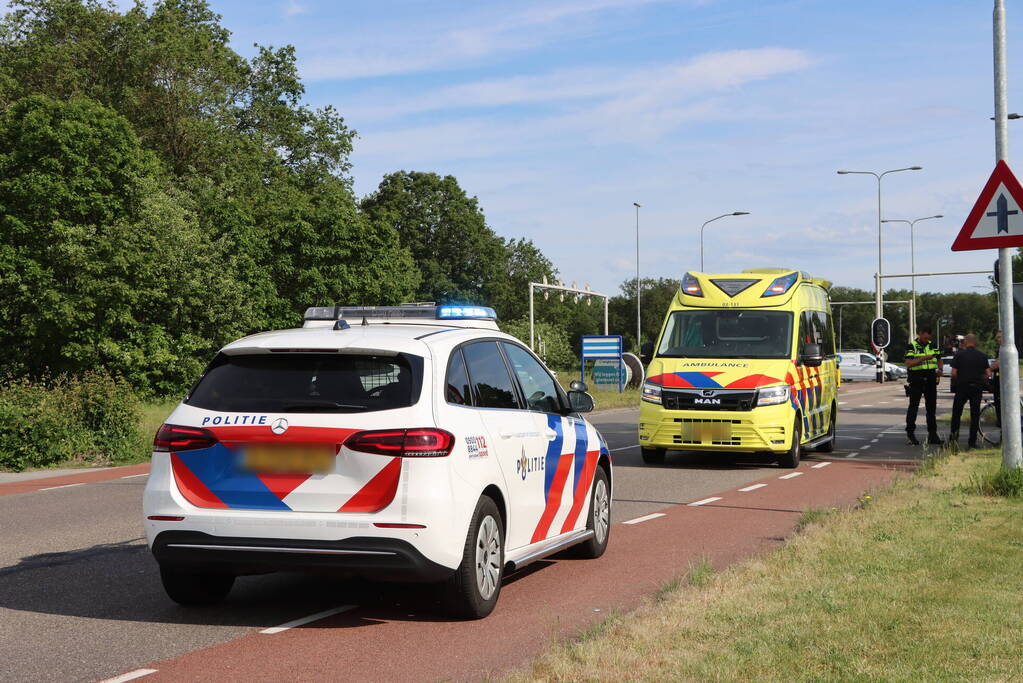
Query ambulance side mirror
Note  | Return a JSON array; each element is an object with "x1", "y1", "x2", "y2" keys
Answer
[
  {"x1": 801, "y1": 343, "x2": 823, "y2": 367},
  {"x1": 640, "y1": 340, "x2": 654, "y2": 365}
]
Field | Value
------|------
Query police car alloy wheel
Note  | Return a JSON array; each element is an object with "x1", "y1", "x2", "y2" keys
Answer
[
  {"x1": 444, "y1": 496, "x2": 504, "y2": 619},
  {"x1": 573, "y1": 467, "x2": 610, "y2": 559}
]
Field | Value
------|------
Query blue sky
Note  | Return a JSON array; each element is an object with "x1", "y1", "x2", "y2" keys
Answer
[{"x1": 209, "y1": 0, "x2": 1022, "y2": 298}]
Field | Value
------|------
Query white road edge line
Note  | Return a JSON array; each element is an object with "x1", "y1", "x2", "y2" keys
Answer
[
  {"x1": 779, "y1": 472, "x2": 803, "y2": 479},
  {"x1": 611, "y1": 445, "x2": 640, "y2": 452},
  {"x1": 622, "y1": 512, "x2": 666, "y2": 525},
  {"x1": 260, "y1": 605, "x2": 356, "y2": 634},
  {"x1": 121, "y1": 474, "x2": 148, "y2": 479},
  {"x1": 38, "y1": 483, "x2": 85, "y2": 491},
  {"x1": 688, "y1": 497, "x2": 722, "y2": 507},
  {"x1": 860, "y1": 404, "x2": 874, "y2": 408},
  {"x1": 98, "y1": 669, "x2": 158, "y2": 683},
  {"x1": 738, "y1": 483, "x2": 767, "y2": 492},
  {"x1": 811, "y1": 462, "x2": 832, "y2": 469}
]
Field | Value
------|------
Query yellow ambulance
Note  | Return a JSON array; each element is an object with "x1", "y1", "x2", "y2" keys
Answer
[{"x1": 639, "y1": 268, "x2": 838, "y2": 468}]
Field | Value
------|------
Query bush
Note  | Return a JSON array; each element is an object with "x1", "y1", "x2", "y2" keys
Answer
[
  {"x1": 973, "y1": 464, "x2": 1023, "y2": 497},
  {"x1": 0, "y1": 372, "x2": 146, "y2": 471}
]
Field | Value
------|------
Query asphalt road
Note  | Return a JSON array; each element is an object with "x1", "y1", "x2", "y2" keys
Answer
[{"x1": 0, "y1": 383, "x2": 925, "y2": 682}]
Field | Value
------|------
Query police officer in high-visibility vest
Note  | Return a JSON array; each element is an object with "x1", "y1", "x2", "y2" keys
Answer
[{"x1": 905, "y1": 326, "x2": 944, "y2": 445}]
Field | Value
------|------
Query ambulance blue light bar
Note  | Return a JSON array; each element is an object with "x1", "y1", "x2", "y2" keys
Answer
[
  {"x1": 761, "y1": 272, "x2": 799, "y2": 297},
  {"x1": 436, "y1": 305, "x2": 497, "y2": 320}
]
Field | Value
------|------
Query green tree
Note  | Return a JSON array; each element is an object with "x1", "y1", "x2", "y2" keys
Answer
[
  {"x1": 487, "y1": 237, "x2": 558, "y2": 321},
  {"x1": 361, "y1": 171, "x2": 508, "y2": 304},
  {"x1": 0, "y1": 95, "x2": 253, "y2": 392},
  {"x1": 500, "y1": 318, "x2": 575, "y2": 370}
]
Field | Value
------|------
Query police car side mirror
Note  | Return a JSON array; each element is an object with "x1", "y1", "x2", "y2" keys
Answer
[
  {"x1": 801, "y1": 343, "x2": 823, "y2": 367},
  {"x1": 640, "y1": 340, "x2": 654, "y2": 365},
  {"x1": 567, "y1": 390, "x2": 594, "y2": 413}
]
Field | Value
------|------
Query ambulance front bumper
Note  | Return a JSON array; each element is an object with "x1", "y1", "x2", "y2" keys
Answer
[{"x1": 639, "y1": 402, "x2": 794, "y2": 453}]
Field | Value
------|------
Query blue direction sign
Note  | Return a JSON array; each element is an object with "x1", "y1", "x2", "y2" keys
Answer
[{"x1": 580, "y1": 335, "x2": 624, "y2": 392}]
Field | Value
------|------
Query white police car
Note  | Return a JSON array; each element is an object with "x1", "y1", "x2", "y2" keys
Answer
[{"x1": 143, "y1": 305, "x2": 611, "y2": 618}]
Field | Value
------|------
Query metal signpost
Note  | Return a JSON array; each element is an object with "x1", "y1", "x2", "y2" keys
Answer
[
  {"x1": 581, "y1": 336, "x2": 624, "y2": 393},
  {"x1": 946, "y1": 0, "x2": 1021, "y2": 470}
]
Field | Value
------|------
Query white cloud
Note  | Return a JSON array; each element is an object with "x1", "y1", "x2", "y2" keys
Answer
[
  {"x1": 299, "y1": 0, "x2": 695, "y2": 81},
  {"x1": 284, "y1": 0, "x2": 307, "y2": 17}
]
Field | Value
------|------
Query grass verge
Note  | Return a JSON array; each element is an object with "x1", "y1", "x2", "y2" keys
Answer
[
  {"x1": 514, "y1": 451, "x2": 1023, "y2": 681},
  {"x1": 555, "y1": 375, "x2": 639, "y2": 411}
]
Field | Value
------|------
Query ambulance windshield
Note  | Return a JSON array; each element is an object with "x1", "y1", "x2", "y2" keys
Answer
[{"x1": 656, "y1": 310, "x2": 793, "y2": 359}]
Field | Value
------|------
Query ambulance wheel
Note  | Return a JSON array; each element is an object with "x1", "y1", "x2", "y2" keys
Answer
[
  {"x1": 816, "y1": 405, "x2": 837, "y2": 453},
  {"x1": 573, "y1": 466, "x2": 611, "y2": 559},
  {"x1": 159, "y1": 565, "x2": 234, "y2": 606},
  {"x1": 443, "y1": 495, "x2": 503, "y2": 619},
  {"x1": 641, "y1": 447, "x2": 666, "y2": 464},
  {"x1": 778, "y1": 418, "x2": 801, "y2": 468}
]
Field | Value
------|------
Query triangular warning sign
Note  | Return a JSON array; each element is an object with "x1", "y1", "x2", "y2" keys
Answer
[{"x1": 952, "y1": 160, "x2": 1023, "y2": 250}]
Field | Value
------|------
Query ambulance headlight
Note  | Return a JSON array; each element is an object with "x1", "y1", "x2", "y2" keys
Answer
[
  {"x1": 756, "y1": 384, "x2": 790, "y2": 407},
  {"x1": 641, "y1": 380, "x2": 662, "y2": 404}
]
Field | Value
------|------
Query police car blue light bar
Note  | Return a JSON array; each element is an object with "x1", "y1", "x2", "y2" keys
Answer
[{"x1": 436, "y1": 305, "x2": 497, "y2": 320}]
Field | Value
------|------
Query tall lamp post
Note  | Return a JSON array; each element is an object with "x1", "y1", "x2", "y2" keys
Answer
[
  {"x1": 837, "y1": 165, "x2": 923, "y2": 382},
  {"x1": 633, "y1": 202, "x2": 641, "y2": 352},
  {"x1": 881, "y1": 214, "x2": 943, "y2": 340},
  {"x1": 700, "y1": 212, "x2": 750, "y2": 271}
]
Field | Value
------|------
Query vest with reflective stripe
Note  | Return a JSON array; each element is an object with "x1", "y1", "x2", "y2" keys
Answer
[{"x1": 906, "y1": 339, "x2": 938, "y2": 372}]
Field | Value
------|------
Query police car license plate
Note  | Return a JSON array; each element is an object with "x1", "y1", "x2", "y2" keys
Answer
[
  {"x1": 241, "y1": 445, "x2": 335, "y2": 474},
  {"x1": 683, "y1": 422, "x2": 731, "y2": 443}
]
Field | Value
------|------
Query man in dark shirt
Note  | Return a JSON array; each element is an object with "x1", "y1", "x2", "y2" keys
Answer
[{"x1": 949, "y1": 333, "x2": 992, "y2": 448}]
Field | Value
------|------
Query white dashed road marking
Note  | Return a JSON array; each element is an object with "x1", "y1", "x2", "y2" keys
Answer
[
  {"x1": 121, "y1": 473, "x2": 148, "y2": 479},
  {"x1": 870, "y1": 438, "x2": 880, "y2": 443},
  {"x1": 860, "y1": 445, "x2": 872, "y2": 450},
  {"x1": 622, "y1": 512, "x2": 666, "y2": 525},
  {"x1": 738, "y1": 483, "x2": 767, "y2": 492},
  {"x1": 779, "y1": 472, "x2": 803, "y2": 479},
  {"x1": 260, "y1": 605, "x2": 356, "y2": 634},
  {"x1": 98, "y1": 669, "x2": 158, "y2": 683},
  {"x1": 38, "y1": 483, "x2": 85, "y2": 491},
  {"x1": 689, "y1": 497, "x2": 722, "y2": 507},
  {"x1": 811, "y1": 462, "x2": 832, "y2": 469}
]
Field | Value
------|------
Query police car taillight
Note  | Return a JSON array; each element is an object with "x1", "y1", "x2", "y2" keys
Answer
[
  {"x1": 344, "y1": 428, "x2": 455, "y2": 457},
  {"x1": 154, "y1": 424, "x2": 218, "y2": 452}
]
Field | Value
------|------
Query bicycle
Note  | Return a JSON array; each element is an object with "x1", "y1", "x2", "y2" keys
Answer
[{"x1": 978, "y1": 397, "x2": 1023, "y2": 446}]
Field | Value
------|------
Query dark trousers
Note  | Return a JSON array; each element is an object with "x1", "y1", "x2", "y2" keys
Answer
[
  {"x1": 950, "y1": 383, "x2": 983, "y2": 446},
  {"x1": 906, "y1": 372, "x2": 938, "y2": 436}
]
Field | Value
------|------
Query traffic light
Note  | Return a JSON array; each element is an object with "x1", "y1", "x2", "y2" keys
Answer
[{"x1": 871, "y1": 317, "x2": 891, "y2": 349}]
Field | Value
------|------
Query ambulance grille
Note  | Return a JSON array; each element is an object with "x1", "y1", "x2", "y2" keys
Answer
[
  {"x1": 710, "y1": 278, "x2": 760, "y2": 297},
  {"x1": 661, "y1": 389, "x2": 755, "y2": 411}
]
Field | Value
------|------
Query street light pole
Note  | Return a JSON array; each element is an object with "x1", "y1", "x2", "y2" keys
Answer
[
  {"x1": 634, "y1": 202, "x2": 641, "y2": 352},
  {"x1": 699, "y1": 212, "x2": 750, "y2": 271},
  {"x1": 837, "y1": 165, "x2": 923, "y2": 382},
  {"x1": 882, "y1": 214, "x2": 943, "y2": 340}
]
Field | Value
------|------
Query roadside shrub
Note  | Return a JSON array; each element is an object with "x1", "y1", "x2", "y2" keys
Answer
[
  {"x1": 972, "y1": 464, "x2": 1023, "y2": 498},
  {"x1": 0, "y1": 372, "x2": 146, "y2": 471}
]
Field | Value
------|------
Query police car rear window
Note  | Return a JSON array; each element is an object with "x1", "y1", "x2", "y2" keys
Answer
[{"x1": 185, "y1": 353, "x2": 422, "y2": 413}]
